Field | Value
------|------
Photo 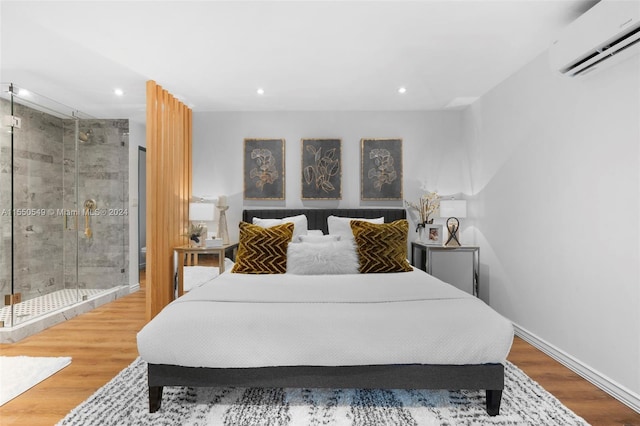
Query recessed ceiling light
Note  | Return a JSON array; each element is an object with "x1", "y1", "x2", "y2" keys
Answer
[
  {"x1": 257, "y1": 88, "x2": 265, "y2": 95},
  {"x1": 398, "y1": 87, "x2": 407, "y2": 94},
  {"x1": 114, "y1": 88, "x2": 124, "y2": 96}
]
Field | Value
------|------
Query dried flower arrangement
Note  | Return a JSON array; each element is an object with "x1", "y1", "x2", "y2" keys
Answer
[
  {"x1": 184, "y1": 223, "x2": 205, "y2": 243},
  {"x1": 405, "y1": 191, "x2": 440, "y2": 230}
]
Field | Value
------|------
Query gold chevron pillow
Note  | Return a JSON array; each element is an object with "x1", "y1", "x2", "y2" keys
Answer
[
  {"x1": 231, "y1": 221, "x2": 294, "y2": 274},
  {"x1": 350, "y1": 219, "x2": 412, "y2": 273}
]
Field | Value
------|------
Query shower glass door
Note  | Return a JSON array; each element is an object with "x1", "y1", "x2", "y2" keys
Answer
[
  {"x1": 0, "y1": 85, "x2": 14, "y2": 326},
  {"x1": 0, "y1": 83, "x2": 77, "y2": 327},
  {"x1": 0, "y1": 83, "x2": 128, "y2": 330}
]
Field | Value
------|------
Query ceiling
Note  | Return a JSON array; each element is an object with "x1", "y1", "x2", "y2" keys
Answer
[{"x1": 0, "y1": 0, "x2": 597, "y2": 120}]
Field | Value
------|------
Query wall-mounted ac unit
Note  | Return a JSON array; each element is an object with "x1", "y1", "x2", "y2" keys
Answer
[{"x1": 549, "y1": 0, "x2": 640, "y2": 77}]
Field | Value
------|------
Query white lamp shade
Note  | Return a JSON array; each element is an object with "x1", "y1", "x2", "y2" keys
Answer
[
  {"x1": 439, "y1": 200, "x2": 467, "y2": 218},
  {"x1": 189, "y1": 202, "x2": 215, "y2": 221}
]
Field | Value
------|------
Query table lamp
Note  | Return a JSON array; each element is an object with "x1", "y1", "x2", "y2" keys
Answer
[
  {"x1": 189, "y1": 201, "x2": 215, "y2": 247},
  {"x1": 440, "y1": 199, "x2": 467, "y2": 247}
]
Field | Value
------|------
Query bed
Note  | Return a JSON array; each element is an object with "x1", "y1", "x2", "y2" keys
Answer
[{"x1": 137, "y1": 208, "x2": 514, "y2": 416}]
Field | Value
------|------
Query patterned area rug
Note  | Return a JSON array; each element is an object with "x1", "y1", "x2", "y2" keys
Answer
[{"x1": 57, "y1": 358, "x2": 589, "y2": 425}]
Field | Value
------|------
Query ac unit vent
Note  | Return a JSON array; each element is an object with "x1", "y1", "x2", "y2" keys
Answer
[{"x1": 550, "y1": 0, "x2": 640, "y2": 77}]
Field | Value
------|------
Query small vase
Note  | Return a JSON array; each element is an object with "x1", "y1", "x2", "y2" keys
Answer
[{"x1": 417, "y1": 225, "x2": 426, "y2": 243}]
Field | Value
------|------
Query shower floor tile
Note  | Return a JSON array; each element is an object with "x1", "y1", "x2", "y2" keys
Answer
[{"x1": 0, "y1": 288, "x2": 106, "y2": 327}]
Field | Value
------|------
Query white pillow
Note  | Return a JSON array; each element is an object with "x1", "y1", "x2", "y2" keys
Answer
[
  {"x1": 299, "y1": 234, "x2": 340, "y2": 243},
  {"x1": 307, "y1": 229, "x2": 324, "y2": 236},
  {"x1": 287, "y1": 241, "x2": 359, "y2": 275},
  {"x1": 327, "y1": 215, "x2": 384, "y2": 242},
  {"x1": 253, "y1": 214, "x2": 308, "y2": 241}
]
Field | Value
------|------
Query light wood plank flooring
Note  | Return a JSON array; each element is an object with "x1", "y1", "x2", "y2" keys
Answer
[
  {"x1": 0, "y1": 284, "x2": 146, "y2": 426},
  {"x1": 0, "y1": 275, "x2": 639, "y2": 425}
]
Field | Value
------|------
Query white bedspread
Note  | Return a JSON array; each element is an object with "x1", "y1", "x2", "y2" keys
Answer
[{"x1": 137, "y1": 268, "x2": 513, "y2": 368}]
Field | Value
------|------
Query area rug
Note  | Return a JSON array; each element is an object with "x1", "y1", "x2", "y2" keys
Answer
[
  {"x1": 57, "y1": 358, "x2": 589, "y2": 425},
  {"x1": 0, "y1": 356, "x2": 71, "y2": 406}
]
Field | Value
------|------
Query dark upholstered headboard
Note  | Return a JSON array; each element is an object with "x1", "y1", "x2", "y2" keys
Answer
[{"x1": 242, "y1": 209, "x2": 406, "y2": 234}]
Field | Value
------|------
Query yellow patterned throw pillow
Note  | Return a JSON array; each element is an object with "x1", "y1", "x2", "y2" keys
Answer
[
  {"x1": 350, "y1": 219, "x2": 412, "y2": 273},
  {"x1": 231, "y1": 221, "x2": 294, "y2": 274}
]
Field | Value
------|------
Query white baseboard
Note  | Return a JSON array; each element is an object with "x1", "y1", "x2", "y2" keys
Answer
[
  {"x1": 129, "y1": 283, "x2": 140, "y2": 293},
  {"x1": 513, "y1": 323, "x2": 640, "y2": 414}
]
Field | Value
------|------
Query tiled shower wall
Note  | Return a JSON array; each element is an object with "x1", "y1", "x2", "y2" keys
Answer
[{"x1": 0, "y1": 98, "x2": 128, "y2": 303}]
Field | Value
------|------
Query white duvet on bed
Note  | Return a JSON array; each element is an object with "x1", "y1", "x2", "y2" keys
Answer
[{"x1": 137, "y1": 268, "x2": 513, "y2": 368}]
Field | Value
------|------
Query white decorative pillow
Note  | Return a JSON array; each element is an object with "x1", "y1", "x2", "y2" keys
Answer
[
  {"x1": 307, "y1": 229, "x2": 324, "y2": 236},
  {"x1": 287, "y1": 241, "x2": 359, "y2": 275},
  {"x1": 298, "y1": 234, "x2": 340, "y2": 243},
  {"x1": 327, "y1": 215, "x2": 384, "y2": 242},
  {"x1": 253, "y1": 214, "x2": 308, "y2": 241}
]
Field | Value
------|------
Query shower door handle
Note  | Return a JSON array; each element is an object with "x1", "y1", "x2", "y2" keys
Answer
[
  {"x1": 84, "y1": 211, "x2": 92, "y2": 238},
  {"x1": 83, "y1": 199, "x2": 97, "y2": 238}
]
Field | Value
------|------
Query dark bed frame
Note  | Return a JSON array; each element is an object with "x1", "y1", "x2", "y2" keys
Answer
[{"x1": 146, "y1": 208, "x2": 504, "y2": 416}]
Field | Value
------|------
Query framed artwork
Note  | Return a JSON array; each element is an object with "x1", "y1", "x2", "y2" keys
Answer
[
  {"x1": 424, "y1": 224, "x2": 443, "y2": 246},
  {"x1": 243, "y1": 138, "x2": 285, "y2": 200},
  {"x1": 301, "y1": 138, "x2": 342, "y2": 200},
  {"x1": 360, "y1": 138, "x2": 403, "y2": 200}
]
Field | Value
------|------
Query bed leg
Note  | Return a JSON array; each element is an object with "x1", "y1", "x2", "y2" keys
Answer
[
  {"x1": 149, "y1": 386, "x2": 163, "y2": 413},
  {"x1": 485, "y1": 389, "x2": 502, "y2": 416}
]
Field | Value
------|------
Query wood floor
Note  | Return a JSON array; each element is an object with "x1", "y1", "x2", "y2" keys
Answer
[
  {"x1": 508, "y1": 338, "x2": 640, "y2": 426},
  {"x1": 0, "y1": 274, "x2": 639, "y2": 425}
]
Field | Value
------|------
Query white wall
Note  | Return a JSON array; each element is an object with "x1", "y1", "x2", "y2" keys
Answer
[
  {"x1": 192, "y1": 111, "x2": 469, "y2": 242},
  {"x1": 463, "y1": 52, "x2": 640, "y2": 401}
]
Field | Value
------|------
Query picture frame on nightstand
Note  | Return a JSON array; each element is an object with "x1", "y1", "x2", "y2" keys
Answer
[{"x1": 424, "y1": 224, "x2": 443, "y2": 246}]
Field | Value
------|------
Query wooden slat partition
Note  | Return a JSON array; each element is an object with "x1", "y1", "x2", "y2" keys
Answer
[{"x1": 146, "y1": 80, "x2": 192, "y2": 321}]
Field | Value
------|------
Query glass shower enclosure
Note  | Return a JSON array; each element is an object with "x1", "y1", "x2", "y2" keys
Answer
[{"x1": 0, "y1": 83, "x2": 129, "y2": 338}]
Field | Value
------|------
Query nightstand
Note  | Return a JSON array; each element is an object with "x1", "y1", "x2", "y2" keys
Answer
[
  {"x1": 174, "y1": 243, "x2": 238, "y2": 297},
  {"x1": 411, "y1": 242, "x2": 479, "y2": 296}
]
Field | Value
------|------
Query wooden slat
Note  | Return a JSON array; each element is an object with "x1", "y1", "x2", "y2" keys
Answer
[
  {"x1": 145, "y1": 80, "x2": 192, "y2": 321},
  {"x1": 145, "y1": 80, "x2": 156, "y2": 321}
]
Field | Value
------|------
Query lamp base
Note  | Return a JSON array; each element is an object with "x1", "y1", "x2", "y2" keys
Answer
[
  {"x1": 198, "y1": 223, "x2": 208, "y2": 247},
  {"x1": 217, "y1": 206, "x2": 230, "y2": 245},
  {"x1": 444, "y1": 217, "x2": 462, "y2": 247}
]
